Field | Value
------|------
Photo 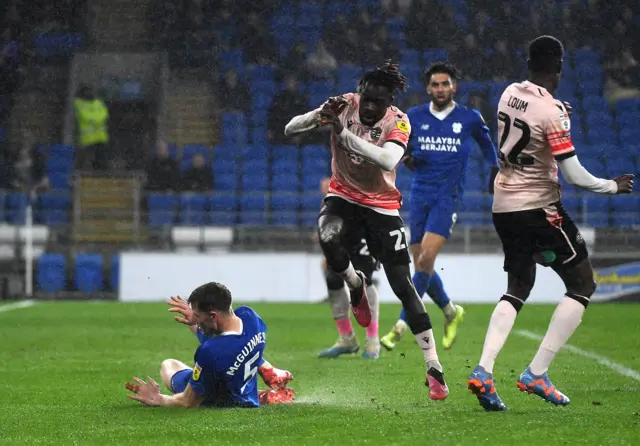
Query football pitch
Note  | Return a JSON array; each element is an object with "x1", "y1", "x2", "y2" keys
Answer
[{"x1": 2, "y1": 301, "x2": 639, "y2": 445}]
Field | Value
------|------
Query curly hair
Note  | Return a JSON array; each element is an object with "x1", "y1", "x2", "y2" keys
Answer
[
  {"x1": 423, "y1": 61, "x2": 461, "y2": 85},
  {"x1": 358, "y1": 59, "x2": 409, "y2": 94}
]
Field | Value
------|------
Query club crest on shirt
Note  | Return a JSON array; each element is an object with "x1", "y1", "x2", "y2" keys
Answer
[
  {"x1": 193, "y1": 363, "x2": 202, "y2": 381},
  {"x1": 396, "y1": 121, "x2": 409, "y2": 133},
  {"x1": 370, "y1": 127, "x2": 382, "y2": 141},
  {"x1": 452, "y1": 122, "x2": 462, "y2": 134}
]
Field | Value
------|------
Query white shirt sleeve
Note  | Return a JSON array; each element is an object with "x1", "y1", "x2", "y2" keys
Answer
[
  {"x1": 284, "y1": 109, "x2": 321, "y2": 136},
  {"x1": 557, "y1": 155, "x2": 618, "y2": 194},
  {"x1": 337, "y1": 128, "x2": 405, "y2": 171}
]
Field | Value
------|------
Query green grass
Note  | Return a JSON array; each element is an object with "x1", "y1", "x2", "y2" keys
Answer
[{"x1": 1, "y1": 301, "x2": 640, "y2": 445}]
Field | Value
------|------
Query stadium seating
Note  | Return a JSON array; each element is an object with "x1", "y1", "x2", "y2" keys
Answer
[
  {"x1": 74, "y1": 253, "x2": 104, "y2": 293},
  {"x1": 37, "y1": 253, "x2": 66, "y2": 293}
]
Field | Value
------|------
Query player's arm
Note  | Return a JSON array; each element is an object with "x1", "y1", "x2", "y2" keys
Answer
[
  {"x1": 337, "y1": 128, "x2": 405, "y2": 171},
  {"x1": 545, "y1": 115, "x2": 618, "y2": 194},
  {"x1": 471, "y1": 110, "x2": 499, "y2": 192},
  {"x1": 126, "y1": 377, "x2": 205, "y2": 408},
  {"x1": 284, "y1": 96, "x2": 348, "y2": 137}
]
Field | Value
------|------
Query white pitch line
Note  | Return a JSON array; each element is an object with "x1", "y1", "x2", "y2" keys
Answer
[
  {"x1": 0, "y1": 300, "x2": 36, "y2": 313},
  {"x1": 514, "y1": 329, "x2": 640, "y2": 382}
]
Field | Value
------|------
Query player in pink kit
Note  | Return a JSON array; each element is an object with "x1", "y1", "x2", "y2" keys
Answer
[
  {"x1": 285, "y1": 61, "x2": 448, "y2": 400},
  {"x1": 468, "y1": 36, "x2": 635, "y2": 411}
]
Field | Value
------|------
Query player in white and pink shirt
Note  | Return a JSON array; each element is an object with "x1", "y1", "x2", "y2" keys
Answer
[
  {"x1": 285, "y1": 61, "x2": 449, "y2": 400},
  {"x1": 468, "y1": 36, "x2": 635, "y2": 412}
]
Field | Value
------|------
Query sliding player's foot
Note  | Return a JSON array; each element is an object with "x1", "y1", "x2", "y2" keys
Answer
[
  {"x1": 318, "y1": 334, "x2": 359, "y2": 358},
  {"x1": 426, "y1": 366, "x2": 449, "y2": 401},
  {"x1": 442, "y1": 305, "x2": 465, "y2": 350},
  {"x1": 258, "y1": 388, "x2": 295, "y2": 405},
  {"x1": 349, "y1": 270, "x2": 371, "y2": 327},
  {"x1": 516, "y1": 368, "x2": 570, "y2": 406},
  {"x1": 259, "y1": 365, "x2": 293, "y2": 390},
  {"x1": 467, "y1": 365, "x2": 507, "y2": 411}
]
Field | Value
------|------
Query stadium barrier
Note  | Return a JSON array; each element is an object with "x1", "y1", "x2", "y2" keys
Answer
[{"x1": 121, "y1": 252, "x2": 576, "y2": 304}]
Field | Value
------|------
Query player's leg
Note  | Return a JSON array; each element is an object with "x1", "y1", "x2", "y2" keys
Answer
[
  {"x1": 317, "y1": 197, "x2": 370, "y2": 327},
  {"x1": 364, "y1": 210, "x2": 448, "y2": 400},
  {"x1": 318, "y1": 266, "x2": 359, "y2": 358},
  {"x1": 351, "y1": 240, "x2": 380, "y2": 359},
  {"x1": 258, "y1": 358, "x2": 294, "y2": 389},
  {"x1": 381, "y1": 199, "x2": 428, "y2": 350},
  {"x1": 517, "y1": 204, "x2": 593, "y2": 405},
  {"x1": 160, "y1": 359, "x2": 192, "y2": 393},
  {"x1": 468, "y1": 210, "x2": 536, "y2": 411}
]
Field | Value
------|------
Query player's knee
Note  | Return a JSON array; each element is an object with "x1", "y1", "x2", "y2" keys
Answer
[
  {"x1": 160, "y1": 359, "x2": 177, "y2": 388},
  {"x1": 317, "y1": 217, "x2": 343, "y2": 249},
  {"x1": 324, "y1": 269, "x2": 344, "y2": 290}
]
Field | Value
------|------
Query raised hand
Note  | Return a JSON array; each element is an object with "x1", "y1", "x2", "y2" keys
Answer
[{"x1": 167, "y1": 295, "x2": 196, "y2": 326}]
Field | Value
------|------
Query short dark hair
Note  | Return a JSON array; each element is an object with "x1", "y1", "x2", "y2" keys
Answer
[
  {"x1": 359, "y1": 59, "x2": 408, "y2": 94},
  {"x1": 188, "y1": 282, "x2": 233, "y2": 313},
  {"x1": 528, "y1": 35, "x2": 564, "y2": 73},
  {"x1": 423, "y1": 62, "x2": 461, "y2": 85}
]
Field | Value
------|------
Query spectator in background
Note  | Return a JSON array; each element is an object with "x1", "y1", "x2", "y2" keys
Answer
[
  {"x1": 146, "y1": 141, "x2": 180, "y2": 192},
  {"x1": 471, "y1": 10, "x2": 494, "y2": 47},
  {"x1": 10, "y1": 141, "x2": 49, "y2": 194},
  {"x1": 486, "y1": 38, "x2": 519, "y2": 81},
  {"x1": 181, "y1": 153, "x2": 213, "y2": 192},
  {"x1": 281, "y1": 40, "x2": 309, "y2": 82},
  {"x1": 334, "y1": 29, "x2": 362, "y2": 66},
  {"x1": 354, "y1": 8, "x2": 374, "y2": 36},
  {"x1": 324, "y1": 14, "x2": 349, "y2": 59},
  {"x1": 74, "y1": 84, "x2": 110, "y2": 171},
  {"x1": 604, "y1": 49, "x2": 640, "y2": 102},
  {"x1": 454, "y1": 34, "x2": 484, "y2": 80},
  {"x1": 365, "y1": 27, "x2": 398, "y2": 68},
  {"x1": 217, "y1": 69, "x2": 249, "y2": 113},
  {"x1": 268, "y1": 74, "x2": 307, "y2": 144},
  {"x1": 238, "y1": 12, "x2": 276, "y2": 65},
  {"x1": 306, "y1": 40, "x2": 337, "y2": 81}
]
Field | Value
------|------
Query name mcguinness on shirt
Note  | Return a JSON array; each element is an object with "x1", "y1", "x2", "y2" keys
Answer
[{"x1": 225, "y1": 331, "x2": 266, "y2": 376}]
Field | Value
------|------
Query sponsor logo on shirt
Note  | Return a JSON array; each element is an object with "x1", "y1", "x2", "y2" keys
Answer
[
  {"x1": 193, "y1": 363, "x2": 202, "y2": 381},
  {"x1": 396, "y1": 121, "x2": 409, "y2": 133},
  {"x1": 420, "y1": 124, "x2": 430, "y2": 130},
  {"x1": 417, "y1": 136, "x2": 462, "y2": 152}
]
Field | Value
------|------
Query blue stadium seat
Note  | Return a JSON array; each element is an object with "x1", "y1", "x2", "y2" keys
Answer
[
  {"x1": 272, "y1": 158, "x2": 299, "y2": 174},
  {"x1": 301, "y1": 145, "x2": 329, "y2": 162},
  {"x1": 7, "y1": 193, "x2": 28, "y2": 224},
  {"x1": 302, "y1": 158, "x2": 330, "y2": 178},
  {"x1": 220, "y1": 50, "x2": 245, "y2": 72},
  {"x1": 587, "y1": 127, "x2": 617, "y2": 146},
  {"x1": 241, "y1": 160, "x2": 269, "y2": 191},
  {"x1": 300, "y1": 194, "x2": 322, "y2": 227},
  {"x1": 179, "y1": 193, "x2": 209, "y2": 226},
  {"x1": 147, "y1": 193, "x2": 178, "y2": 227},
  {"x1": 301, "y1": 170, "x2": 326, "y2": 191},
  {"x1": 242, "y1": 147, "x2": 269, "y2": 164},
  {"x1": 573, "y1": 49, "x2": 600, "y2": 66},
  {"x1": 616, "y1": 112, "x2": 636, "y2": 129},
  {"x1": 252, "y1": 90, "x2": 273, "y2": 110},
  {"x1": 75, "y1": 253, "x2": 103, "y2": 294},
  {"x1": 581, "y1": 158, "x2": 606, "y2": 177},
  {"x1": 326, "y1": 3, "x2": 354, "y2": 20},
  {"x1": 213, "y1": 159, "x2": 238, "y2": 176},
  {"x1": 110, "y1": 254, "x2": 119, "y2": 293},
  {"x1": 338, "y1": 66, "x2": 363, "y2": 87},
  {"x1": 222, "y1": 112, "x2": 248, "y2": 145},
  {"x1": 562, "y1": 195, "x2": 581, "y2": 217},
  {"x1": 619, "y1": 127, "x2": 640, "y2": 147},
  {"x1": 611, "y1": 196, "x2": 640, "y2": 227},
  {"x1": 272, "y1": 173, "x2": 299, "y2": 192},
  {"x1": 582, "y1": 195, "x2": 610, "y2": 227},
  {"x1": 584, "y1": 111, "x2": 614, "y2": 130},
  {"x1": 47, "y1": 157, "x2": 73, "y2": 173},
  {"x1": 39, "y1": 192, "x2": 71, "y2": 225},
  {"x1": 37, "y1": 253, "x2": 66, "y2": 293},
  {"x1": 0, "y1": 191, "x2": 5, "y2": 222},
  {"x1": 271, "y1": 144, "x2": 298, "y2": 161},
  {"x1": 240, "y1": 195, "x2": 268, "y2": 225},
  {"x1": 49, "y1": 170, "x2": 71, "y2": 190},
  {"x1": 579, "y1": 78, "x2": 603, "y2": 96},
  {"x1": 423, "y1": 49, "x2": 448, "y2": 65},
  {"x1": 270, "y1": 194, "x2": 299, "y2": 225},
  {"x1": 605, "y1": 156, "x2": 635, "y2": 177},
  {"x1": 251, "y1": 127, "x2": 268, "y2": 145},
  {"x1": 251, "y1": 109, "x2": 268, "y2": 128},
  {"x1": 250, "y1": 65, "x2": 275, "y2": 84},
  {"x1": 214, "y1": 173, "x2": 238, "y2": 192},
  {"x1": 210, "y1": 194, "x2": 237, "y2": 225},
  {"x1": 582, "y1": 96, "x2": 609, "y2": 112},
  {"x1": 460, "y1": 196, "x2": 489, "y2": 225}
]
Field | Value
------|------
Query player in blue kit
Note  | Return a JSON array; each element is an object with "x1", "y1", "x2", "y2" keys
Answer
[
  {"x1": 381, "y1": 62, "x2": 499, "y2": 351},
  {"x1": 125, "y1": 282, "x2": 294, "y2": 408}
]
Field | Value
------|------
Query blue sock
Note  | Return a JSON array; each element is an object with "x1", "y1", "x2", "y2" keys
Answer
[
  {"x1": 399, "y1": 271, "x2": 432, "y2": 322},
  {"x1": 426, "y1": 272, "x2": 451, "y2": 310}
]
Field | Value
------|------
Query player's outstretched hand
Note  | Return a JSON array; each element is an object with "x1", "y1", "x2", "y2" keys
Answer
[
  {"x1": 168, "y1": 295, "x2": 196, "y2": 326},
  {"x1": 614, "y1": 174, "x2": 634, "y2": 194},
  {"x1": 318, "y1": 105, "x2": 344, "y2": 134},
  {"x1": 126, "y1": 376, "x2": 163, "y2": 406},
  {"x1": 325, "y1": 96, "x2": 348, "y2": 115}
]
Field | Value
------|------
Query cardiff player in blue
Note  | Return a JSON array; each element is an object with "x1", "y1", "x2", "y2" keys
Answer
[
  {"x1": 381, "y1": 62, "x2": 499, "y2": 351},
  {"x1": 125, "y1": 282, "x2": 294, "y2": 408}
]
